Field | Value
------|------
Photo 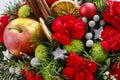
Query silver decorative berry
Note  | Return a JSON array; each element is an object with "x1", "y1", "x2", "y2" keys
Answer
[
  {"x1": 85, "y1": 32, "x2": 93, "y2": 40},
  {"x1": 93, "y1": 15, "x2": 100, "y2": 22},
  {"x1": 30, "y1": 57, "x2": 40, "y2": 67},
  {"x1": 100, "y1": 19, "x2": 105, "y2": 26},
  {"x1": 86, "y1": 40, "x2": 94, "y2": 47},
  {"x1": 82, "y1": 17, "x2": 87, "y2": 23},
  {"x1": 89, "y1": 20, "x2": 95, "y2": 28}
]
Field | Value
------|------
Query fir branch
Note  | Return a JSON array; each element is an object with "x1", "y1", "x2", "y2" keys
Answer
[
  {"x1": 39, "y1": 59, "x2": 65, "y2": 80},
  {"x1": 2, "y1": 0, "x2": 23, "y2": 16},
  {"x1": 98, "y1": 58, "x2": 111, "y2": 75},
  {"x1": 45, "y1": 16, "x2": 55, "y2": 30},
  {"x1": 0, "y1": 43, "x2": 6, "y2": 60}
]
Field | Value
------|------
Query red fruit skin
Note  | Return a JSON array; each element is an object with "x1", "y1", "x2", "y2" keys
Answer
[
  {"x1": 79, "y1": 2, "x2": 97, "y2": 18},
  {"x1": 3, "y1": 18, "x2": 43, "y2": 57},
  {"x1": 4, "y1": 23, "x2": 36, "y2": 57},
  {"x1": 46, "y1": 0, "x2": 57, "y2": 5}
]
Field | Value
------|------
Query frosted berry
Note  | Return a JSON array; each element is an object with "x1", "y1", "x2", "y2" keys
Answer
[
  {"x1": 85, "y1": 32, "x2": 93, "y2": 40},
  {"x1": 89, "y1": 20, "x2": 95, "y2": 28},
  {"x1": 93, "y1": 15, "x2": 100, "y2": 22},
  {"x1": 86, "y1": 40, "x2": 94, "y2": 47},
  {"x1": 82, "y1": 17, "x2": 87, "y2": 23},
  {"x1": 100, "y1": 19, "x2": 105, "y2": 26}
]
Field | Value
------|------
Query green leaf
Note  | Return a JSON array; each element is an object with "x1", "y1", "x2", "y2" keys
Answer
[{"x1": 98, "y1": 58, "x2": 111, "y2": 75}]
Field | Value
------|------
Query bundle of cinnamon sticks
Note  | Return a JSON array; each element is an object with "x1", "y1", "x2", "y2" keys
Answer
[{"x1": 26, "y1": 0, "x2": 50, "y2": 20}]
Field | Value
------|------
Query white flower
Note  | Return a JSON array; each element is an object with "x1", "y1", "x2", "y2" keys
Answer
[
  {"x1": 110, "y1": 75, "x2": 117, "y2": 80},
  {"x1": 52, "y1": 47, "x2": 67, "y2": 60},
  {"x1": 94, "y1": 26, "x2": 103, "y2": 40},
  {"x1": 2, "y1": 49, "x2": 12, "y2": 60},
  {"x1": 102, "y1": 71, "x2": 117, "y2": 80},
  {"x1": 9, "y1": 66, "x2": 15, "y2": 74}
]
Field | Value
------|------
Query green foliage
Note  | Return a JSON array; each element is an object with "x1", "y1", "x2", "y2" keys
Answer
[
  {"x1": 35, "y1": 42, "x2": 66, "y2": 80},
  {"x1": 1, "y1": 0, "x2": 23, "y2": 21},
  {"x1": 91, "y1": 42, "x2": 108, "y2": 63},
  {"x1": 45, "y1": 16, "x2": 55, "y2": 30},
  {"x1": 64, "y1": 39, "x2": 84, "y2": 55},
  {"x1": 40, "y1": 60, "x2": 64, "y2": 80},
  {"x1": 98, "y1": 58, "x2": 111, "y2": 75},
  {"x1": 0, "y1": 59, "x2": 24, "y2": 80},
  {"x1": 94, "y1": 58, "x2": 111, "y2": 80},
  {"x1": 0, "y1": 43, "x2": 6, "y2": 60}
]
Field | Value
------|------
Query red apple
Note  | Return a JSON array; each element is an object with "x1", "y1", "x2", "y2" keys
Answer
[{"x1": 3, "y1": 18, "x2": 44, "y2": 57}]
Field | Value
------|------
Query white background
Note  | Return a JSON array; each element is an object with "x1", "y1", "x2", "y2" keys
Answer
[
  {"x1": 0, "y1": 0, "x2": 12, "y2": 15},
  {"x1": 0, "y1": 0, "x2": 22, "y2": 16}
]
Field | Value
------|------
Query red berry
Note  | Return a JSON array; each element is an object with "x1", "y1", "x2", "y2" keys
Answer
[{"x1": 79, "y1": 2, "x2": 97, "y2": 18}]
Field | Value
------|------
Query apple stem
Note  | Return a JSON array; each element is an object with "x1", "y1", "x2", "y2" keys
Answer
[{"x1": 8, "y1": 27, "x2": 23, "y2": 33}]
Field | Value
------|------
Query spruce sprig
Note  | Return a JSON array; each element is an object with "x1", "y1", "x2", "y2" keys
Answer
[
  {"x1": 3, "y1": 0, "x2": 23, "y2": 16},
  {"x1": 40, "y1": 60, "x2": 65, "y2": 80}
]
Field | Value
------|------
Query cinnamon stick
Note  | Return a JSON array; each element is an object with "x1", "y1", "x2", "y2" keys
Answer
[
  {"x1": 41, "y1": 0, "x2": 50, "y2": 15},
  {"x1": 26, "y1": 0, "x2": 50, "y2": 19},
  {"x1": 26, "y1": 0, "x2": 39, "y2": 18},
  {"x1": 36, "y1": 0, "x2": 49, "y2": 19}
]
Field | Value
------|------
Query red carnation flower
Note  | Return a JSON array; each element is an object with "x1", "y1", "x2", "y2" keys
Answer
[
  {"x1": 102, "y1": 1, "x2": 120, "y2": 30},
  {"x1": 52, "y1": 14, "x2": 85, "y2": 45},
  {"x1": 0, "y1": 14, "x2": 10, "y2": 43},
  {"x1": 110, "y1": 61, "x2": 120, "y2": 80},
  {"x1": 22, "y1": 69, "x2": 43, "y2": 80},
  {"x1": 62, "y1": 67, "x2": 75, "y2": 79},
  {"x1": 62, "y1": 52, "x2": 97, "y2": 80},
  {"x1": 101, "y1": 41, "x2": 110, "y2": 52},
  {"x1": 71, "y1": 18, "x2": 85, "y2": 39},
  {"x1": 52, "y1": 30, "x2": 71, "y2": 45},
  {"x1": 101, "y1": 26, "x2": 120, "y2": 52}
]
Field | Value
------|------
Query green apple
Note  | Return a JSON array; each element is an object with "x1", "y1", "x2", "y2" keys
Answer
[{"x1": 3, "y1": 18, "x2": 44, "y2": 57}]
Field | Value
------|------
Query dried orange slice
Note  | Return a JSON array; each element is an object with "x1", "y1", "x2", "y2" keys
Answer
[{"x1": 51, "y1": 0, "x2": 80, "y2": 16}]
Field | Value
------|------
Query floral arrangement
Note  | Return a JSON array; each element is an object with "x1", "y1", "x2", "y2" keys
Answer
[{"x1": 0, "y1": 0, "x2": 120, "y2": 80}]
